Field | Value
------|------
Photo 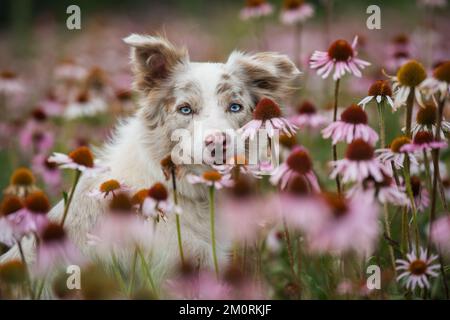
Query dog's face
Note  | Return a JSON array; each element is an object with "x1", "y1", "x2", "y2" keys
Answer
[{"x1": 124, "y1": 34, "x2": 299, "y2": 165}]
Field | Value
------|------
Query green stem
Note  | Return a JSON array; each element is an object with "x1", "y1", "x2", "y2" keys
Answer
[
  {"x1": 283, "y1": 219, "x2": 297, "y2": 282},
  {"x1": 209, "y1": 186, "x2": 219, "y2": 278},
  {"x1": 376, "y1": 101, "x2": 386, "y2": 148},
  {"x1": 60, "y1": 170, "x2": 82, "y2": 227},
  {"x1": 403, "y1": 160, "x2": 420, "y2": 254},
  {"x1": 111, "y1": 252, "x2": 127, "y2": 295},
  {"x1": 332, "y1": 78, "x2": 342, "y2": 194},
  {"x1": 17, "y1": 239, "x2": 34, "y2": 299},
  {"x1": 171, "y1": 170, "x2": 185, "y2": 266},
  {"x1": 423, "y1": 150, "x2": 432, "y2": 192},
  {"x1": 382, "y1": 203, "x2": 397, "y2": 276}
]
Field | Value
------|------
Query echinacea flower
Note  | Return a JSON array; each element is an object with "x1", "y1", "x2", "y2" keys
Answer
[
  {"x1": 239, "y1": 0, "x2": 273, "y2": 20},
  {"x1": 64, "y1": 91, "x2": 108, "y2": 120},
  {"x1": 0, "y1": 70, "x2": 24, "y2": 96},
  {"x1": 322, "y1": 104, "x2": 379, "y2": 145},
  {"x1": 390, "y1": 60, "x2": 427, "y2": 110},
  {"x1": 280, "y1": 0, "x2": 314, "y2": 25},
  {"x1": 187, "y1": 170, "x2": 234, "y2": 190},
  {"x1": 400, "y1": 130, "x2": 448, "y2": 153},
  {"x1": 35, "y1": 223, "x2": 83, "y2": 276},
  {"x1": 48, "y1": 146, "x2": 107, "y2": 176},
  {"x1": 408, "y1": 176, "x2": 430, "y2": 212},
  {"x1": 417, "y1": 0, "x2": 447, "y2": 8},
  {"x1": 420, "y1": 60, "x2": 450, "y2": 99},
  {"x1": 290, "y1": 100, "x2": 328, "y2": 130},
  {"x1": 430, "y1": 215, "x2": 450, "y2": 254},
  {"x1": 238, "y1": 98, "x2": 297, "y2": 140},
  {"x1": 213, "y1": 154, "x2": 263, "y2": 179},
  {"x1": 88, "y1": 193, "x2": 153, "y2": 253},
  {"x1": 358, "y1": 80, "x2": 394, "y2": 109},
  {"x1": 19, "y1": 109, "x2": 55, "y2": 154},
  {"x1": 88, "y1": 179, "x2": 130, "y2": 200},
  {"x1": 349, "y1": 173, "x2": 408, "y2": 206},
  {"x1": 3, "y1": 167, "x2": 40, "y2": 198},
  {"x1": 53, "y1": 59, "x2": 87, "y2": 82},
  {"x1": 310, "y1": 36, "x2": 371, "y2": 80},
  {"x1": 270, "y1": 146, "x2": 320, "y2": 191},
  {"x1": 410, "y1": 102, "x2": 450, "y2": 138},
  {"x1": 330, "y1": 139, "x2": 386, "y2": 183},
  {"x1": 32, "y1": 154, "x2": 62, "y2": 190},
  {"x1": 142, "y1": 182, "x2": 180, "y2": 221},
  {"x1": 376, "y1": 136, "x2": 418, "y2": 169},
  {"x1": 396, "y1": 247, "x2": 440, "y2": 290},
  {"x1": 0, "y1": 196, "x2": 23, "y2": 246},
  {"x1": 219, "y1": 177, "x2": 278, "y2": 243},
  {"x1": 306, "y1": 191, "x2": 380, "y2": 256}
]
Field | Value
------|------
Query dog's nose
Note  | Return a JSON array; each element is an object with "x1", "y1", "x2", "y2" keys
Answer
[{"x1": 204, "y1": 132, "x2": 231, "y2": 164}]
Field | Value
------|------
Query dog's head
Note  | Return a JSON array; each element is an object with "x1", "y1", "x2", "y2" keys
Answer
[{"x1": 124, "y1": 34, "x2": 300, "y2": 167}]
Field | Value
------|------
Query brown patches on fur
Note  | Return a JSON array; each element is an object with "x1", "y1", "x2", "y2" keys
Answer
[
  {"x1": 227, "y1": 51, "x2": 300, "y2": 105},
  {"x1": 125, "y1": 35, "x2": 189, "y2": 94}
]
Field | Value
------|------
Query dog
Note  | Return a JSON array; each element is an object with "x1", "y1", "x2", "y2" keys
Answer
[{"x1": 1, "y1": 34, "x2": 300, "y2": 284}]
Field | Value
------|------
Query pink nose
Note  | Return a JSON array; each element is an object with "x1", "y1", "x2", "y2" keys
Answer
[{"x1": 204, "y1": 132, "x2": 230, "y2": 164}]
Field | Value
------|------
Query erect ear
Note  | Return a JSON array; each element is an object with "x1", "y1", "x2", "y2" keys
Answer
[
  {"x1": 226, "y1": 51, "x2": 301, "y2": 103},
  {"x1": 123, "y1": 34, "x2": 189, "y2": 93}
]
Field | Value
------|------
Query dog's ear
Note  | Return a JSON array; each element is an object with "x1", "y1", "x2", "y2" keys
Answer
[
  {"x1": 226, "y1": 51, "x2": 300, "y2": 102},
  {"x1": 124, "y1": 34, "x2": 189, "y2": 93}
]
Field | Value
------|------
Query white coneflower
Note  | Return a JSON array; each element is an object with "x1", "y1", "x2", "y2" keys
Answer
[
  {"x1": 396, "y1": 247, "x2": 440, "y2": 290},
  {"x1": 358, "y1": 80, "x2": 394, "y2": 110},
  {"x1": 420, "y1": 60, "x2": 450, "y2": 99}
]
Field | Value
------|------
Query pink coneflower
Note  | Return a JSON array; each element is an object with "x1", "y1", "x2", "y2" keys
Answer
[
  {"x1": 358, "y1": 80, "x2": 394, "y2": 110},
  {"x1": 219, "y1": 177, "x2": 278, "y2": 243},
  {"x1": 306, "y1": 191, "x2": 380, "y2": 256},
  {"x1": 166, "y1": 266, "x2": 230, "y2": 299},
  {"x1": 187, "y1": 170, "x2": 234, "y2": 190},
  {"x1": 376, "y1": 136, "x2": 418, "y2": 169},
  {"x1": 310, "y1": 36, "x2": 370, "y2": 80},
  {"x1": 239, "y1": 0, "x2": 273, "y2": 20},
  {"x1": 278, "y1": 174, "x2": 327, "y2": 233},
  {"x1": 213, "y1": 155, "x2": 263, "y2": 179},
  {"x1": 410, "y1": 102, "x2": 450, "y2": 138},
  {"x1": 88, "y1": 179, "x2": 130, "y2": 200},
  {"x1": 239, "y1": 98, "x2": 297, "y2": 140},
  {"x1": 53, "y1": 59, "x2": 87, "y2": 82},
  {"x1": 1, "y1": 192, "x2": 50, "y2": 244},
  {"x1": 35, "y1": 223, "x2": 83, "y2": 276},
  {"x1": 19, "y1": 109, "x2": 55, "y2": 154},
  {"x1": 0, "y1": 70, "x2": 24, "y2": 95},
  {"x1": 322, "y1": 104, "x2": 379, "y2": 145},
  {"x1": 390, "y1": 60, "x2": 427, "y2": 110},
  {"x1": 48, "y1": 146, "x2": 107, "y2": 177},
  {"x1": 330, "y1": 139, "x2": 386, "y2": 183},
  {"x1": 420, "y1": 61, "x2": 450, "y2": 99},
  {"x1": 32, "y1": 154, "x2": 62, "y2": 190},
  {"x1": 280, "y1": 0, "x2": 314, "y2": 25},
  {"x1": 290, "y1": 101, "x2": 328, "y2": 130},
  {"x1": 142, "y1": 183, "x2": 180, "y2": 221},
  {"x1": 64, "y1": 91, "x2": 108, "y2": 120},
  {"x1": 270, "y1": 146, "x2": 320, "y2": 191},
  {"x1": 417, "y1": 0, "x2": 447, "y2": 8},
  {"x1": 408, "y1": 176, "x2": 430, "y2": 212},
  {"x1": 400, "y1": 131, "x2": 448, "y2": 153},
  {"x1": 88, "y1": 193, "x2": 153, "y2": 252},
  {"x1": 349, "y1": 173, "x2": 408, "y2": 206},
  {"x1": 39, "y1": 91, "x2": 64, "y2": 117},
  {"x1": 0, "y1": 196, "x2": 24, "y2": 246},
  {"x1": 430, "y1": 215, "x2": 450, "y2": 254},
  {"x1": 3, "y1": 167, "x2": 40, "y2": 198},
  {"x1": 396, "y1": 247, "x2": 440, "y2": 290}
]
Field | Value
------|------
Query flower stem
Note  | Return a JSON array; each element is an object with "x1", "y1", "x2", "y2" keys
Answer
[
  {"x1": 402, "y1": 160, "x2": 420, "y2": 254},
  {"x1": 208, "y1": 186, "x2": 219, "y2": 278},
  {"x1": 171, "y1": 169, "x2": 185, "y2": 266},
  {"x1": 128, "y1": 247, "x2": 138, "y2": 296},
  {"x1": 17, "y1": 239, "x2": 34, "y2": 299},
  {"x1": 376, "y1": 101, "x2": 386, "y2": 148},
  {"x1": 332, "y1": 78, "x2": 342, "y2": 194},
  {"x1": 283, "y1": 219, "x2": 298, "y2": 287},
  {"x1": 60, "y1": 170, "x2": 82, "y2": 227},
  {"x1": 405, "y1": 88, "x2": 415, "y2": 139},
  {"x1": 422, "y1": 150, "x2": 432, "y2": 192},
  {"x1": 294, "y1": 22, "x2": 303, "y2": 68}
]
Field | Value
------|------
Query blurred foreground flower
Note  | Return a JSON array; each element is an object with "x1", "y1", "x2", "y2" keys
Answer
[{"x1": 240, "y1": 0, "x2": 273, "y2": 20}]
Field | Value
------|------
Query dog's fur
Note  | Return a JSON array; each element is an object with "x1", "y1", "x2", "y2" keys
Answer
[{"x1": 1, "y1": 34, "x2": 300, "y2": 283}]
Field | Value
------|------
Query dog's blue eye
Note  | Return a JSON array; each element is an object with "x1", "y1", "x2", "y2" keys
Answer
[
  {"x1": 229, "y1": 103, "x2": 242, "y2": 113},
  {"x1": 179, "y1": 105, "x2": 193, "y2": 115}
]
